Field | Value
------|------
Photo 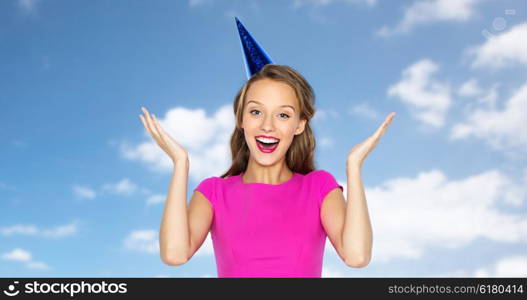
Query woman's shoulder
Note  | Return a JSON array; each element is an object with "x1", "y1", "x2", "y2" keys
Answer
[
  {"x1": 197, "y1": 173, "x2": 238, "y2": 185},
  {"x1": 304, "y1": 169, "x2": 335, "y2": 179},
  {"x1": 195, "y1": 176, "x2": 216, "y2": 190},
  {"x1": 196, "y1": 175, "x2": 216, "y2": 183},
  {"x1": 305, "y1": 169, "x2": 343, "y2": 198},
  {"x1": 303, "y1": 169, "x2": 341, "y2": 188}
]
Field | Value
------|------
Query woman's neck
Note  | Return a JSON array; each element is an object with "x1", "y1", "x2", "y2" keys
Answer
[{"x1": 242, "y1": 160, "x2": 293, "y2": 185}]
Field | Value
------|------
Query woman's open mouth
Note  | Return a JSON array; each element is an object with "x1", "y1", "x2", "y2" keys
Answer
[{"x1": 255, "y1": 137, "x2": 280, "y2": 153}]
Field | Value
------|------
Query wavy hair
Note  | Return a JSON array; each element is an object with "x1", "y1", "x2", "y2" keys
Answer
[{"x1": 220, "y1": 64, "x2": 318, "y2": 178}]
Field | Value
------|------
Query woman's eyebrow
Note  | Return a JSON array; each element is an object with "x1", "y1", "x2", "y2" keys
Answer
[{"x1": 247, "y1": 100, "x2": 296, "y2": 112}]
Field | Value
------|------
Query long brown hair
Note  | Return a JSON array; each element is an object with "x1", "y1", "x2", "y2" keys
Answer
[{"x1": 220, "y1": 64, "x2": 318, "y2": 178}]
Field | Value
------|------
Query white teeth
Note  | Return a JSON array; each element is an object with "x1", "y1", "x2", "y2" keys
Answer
[{"x1": 256, "y1": 137, "x2": 279, "y2": 143}]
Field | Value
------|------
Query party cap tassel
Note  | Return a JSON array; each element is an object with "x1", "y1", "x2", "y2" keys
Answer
[{"x1": 235, "y1": 17, "x2": 274, "y2": 79}]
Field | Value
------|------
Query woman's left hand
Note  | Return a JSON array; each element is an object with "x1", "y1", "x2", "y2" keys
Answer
[{"x1": 347, "y1": 112, "x2": 396, "y2": 169}]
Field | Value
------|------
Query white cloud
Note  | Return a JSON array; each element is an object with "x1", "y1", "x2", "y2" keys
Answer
[
  {"x1": 0, "y1": 225, "x2": 38, "y2": 236},
  {"x1": 123, "y1": 105, "x2": 234, "y2": 182},
  {"x1": 225, "y1": 0, "x2": 260, "y2": 18},
  {"x1": 16, "y1": 0, "x2": 40, "y2": 14},
  {"x1": 322, "y1": 265, "x2": 352, "y2": 277},
  {"x1": 378, "y1": 0, "x2": 482, "y2": 36},
  {"x1": 457, "y1": 79, "x2": 499, "y2": 113},
  {"x1": 365, "y1": 168, "x2": 527, "y2": 263},
  {"x1": 388, "y1": 59, "x2": 451, "y2": 128},
  {"x1": 477, "y1": 84, "x2": 499, "y2": 110},
  {"x1": 2, "y1": 248, "x2": 32, "y2": 262},
  {"x1": 313, "y1": 108, "x2": 340, "y2": 123},
  {"x1": 0, "y1": 222, "x2": 78, "y2": 238},
  {"x1": 450, "y1": 82, "x2": 527, "y2": 156},
  {"x1": 194, "y1": 233, "x2": 214, "y2": 257},
  {"x1": 224, "y1": 10, "x2": 240, "y2": 20},
  {"x1": 458, "y1": 79, "x2": 482, "y2": 97},
  {"x1": 337, "y1": 179, "x2": 347, "y2": 197},
  {"x1": 474, "y1": 255, "x2": 527, "y2": 277},
  {"x1": 146, "y1": 194, "x2": 165, "y2": 206},
  {"x1": 434, "y1": 255, "x2": 527, "y2": 277},
  {"x1": 318, "y1": 137, "x2": 334, "y2": 148},
  {"x1": 72, "y1": 184, "x2": 96, "y2": 200},
  {"x1": 101, "y1": 178, "x2": 139, "y2": 196},
  {"x1": 27, "y1": 261, "x2": 50, "y2": 270},
  {"x1": 1, "y1": 248, "x2": 50, "y2": 270},
  {"x1": 324, "y1": 237, "x2": 339, "y2": 257},
  {"x1": 430, "y1": 269, "x2": 473, "y2": 277},
  {"x1": 348, "y1": 103, "x2": 381, "y2": 120},
  {"x1": 291, "y1": 0, "x2": 377, "y2": 23},
  {"x1": 188, "y1": 0, "x2": 208, "y2": 7},
  {"x1": 468, "y1": 22, "x2": 527, "y2": 69},
  {"x1": 292, "y1": 0, "x2": 377, "y2": 8},
  {"x1": 124, "y1": 230, "x2": 159, "y2": 254},
  {"x1": 123, "y1": 229, "x2": 214, "y2": 258},
  {"x1": 41, "y1": 223, "x2": 78, "y2": 238},
  {"x1": 75, "y1": 179, "x2": 150, "y2": 200}
]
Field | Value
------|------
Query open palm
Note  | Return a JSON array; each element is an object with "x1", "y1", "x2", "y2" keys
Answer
[
  {"x1": 347, "y1": 112, "x2": 395, "y2": 168},
  {"x1": 139, "y1": 107, "x2": 189, "y2": 164}
]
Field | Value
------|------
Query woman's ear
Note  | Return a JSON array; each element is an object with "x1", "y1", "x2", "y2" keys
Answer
[{"x1": 295, "y1": 119, "x2": 307, "y2": 135}]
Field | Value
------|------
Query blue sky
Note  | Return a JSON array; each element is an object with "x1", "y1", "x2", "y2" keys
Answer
[{"x1": 1, "y1": 0, "x2": 526, "y2": 278}]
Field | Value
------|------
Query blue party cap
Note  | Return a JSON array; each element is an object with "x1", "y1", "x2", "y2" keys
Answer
[{"x1": 235, "y1": 17, "x2": 274, "y2": 79}]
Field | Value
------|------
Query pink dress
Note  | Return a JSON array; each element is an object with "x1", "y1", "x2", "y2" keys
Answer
[{"x1": 193, "y1": 169, "x2": 343, "y2": 278}]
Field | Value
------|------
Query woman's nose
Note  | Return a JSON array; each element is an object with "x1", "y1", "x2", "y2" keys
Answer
[{"x1": 261, "y1": 114, "x2": 275, "y2": 131}]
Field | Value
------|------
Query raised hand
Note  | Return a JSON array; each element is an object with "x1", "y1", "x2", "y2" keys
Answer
[
  {"x1": 347, "y1": 112, "x2": 395, "y2": 168},
  {"x1": 139, "y1": 107, "x2": 189, "y2": 164}
]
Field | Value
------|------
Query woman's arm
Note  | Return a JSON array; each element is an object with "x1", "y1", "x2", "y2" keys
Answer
[
  {"x1": 342, "y1": 112, "x2": 395, "y2": 266},
  {"x1": 139, "y1": 107, "x2": 196, "y2": 266},
  {"x1": 341, "y1": 163, "x2": 372, "y2": 267},
  {"x1": 159, "y1": 158, "x2": 191, "y2": 266}
]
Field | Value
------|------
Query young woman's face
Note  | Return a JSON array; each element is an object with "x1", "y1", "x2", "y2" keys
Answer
[{"x1": 242, "y1": 78, "x2": 306, "y2": 166}]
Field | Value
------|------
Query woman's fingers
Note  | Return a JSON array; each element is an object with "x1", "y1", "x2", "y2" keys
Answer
[
  {"x1": 139, "y1": 114, "x2": 148, "y2": 132},
  {"x1": 141, "y1": 107, "x2": 161, "y2": 140},
  {"x1": 151, "y1": 114, "x2": 167, "y2": 142},
  {"x1": 139, "y1": 114, "x2": 159, "y2": 142},
  {"x1": 139, "y1": 114, "x2": 154, "y2": 138},
  {"x1": 373, "y1": 112, "x2": 395, "y2": 141},
  {"x1": 139, "y1": 107, "x2": 191, "y2": 164}
]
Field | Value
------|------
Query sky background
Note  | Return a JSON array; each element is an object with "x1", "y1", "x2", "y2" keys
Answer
[{"x1": 1, "y1": 0, "x2": 527, "y2": 278}]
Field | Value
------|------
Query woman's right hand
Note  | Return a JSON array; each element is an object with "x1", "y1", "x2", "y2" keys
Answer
[{"x1": 139, "y1": 106, "x2": 189, "y2": 164}]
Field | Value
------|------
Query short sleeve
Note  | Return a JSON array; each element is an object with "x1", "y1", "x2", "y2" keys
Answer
[
  {"x1": 317, "y1": 170, "x2": 344, "y2": 206},
  {"x1": 193, "y1": 177, "x2": 216, "y2": 209}
]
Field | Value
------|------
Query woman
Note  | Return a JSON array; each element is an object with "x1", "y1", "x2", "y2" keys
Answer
[{"x1": 139, "y1": 64, "x2": 395, "y2": 277}]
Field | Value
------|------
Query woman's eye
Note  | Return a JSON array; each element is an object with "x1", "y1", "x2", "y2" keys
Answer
[{"x1": 249, "y1": 110, "x2": 289, "y2": 119}]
